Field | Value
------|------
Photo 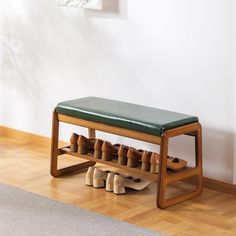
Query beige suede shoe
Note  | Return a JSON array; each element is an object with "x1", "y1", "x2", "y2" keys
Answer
[
  {"x1": 105, "y1": 172, "x2": 115, "y2": 192},
  {"x1": 93, "y1": 168, "x2": 108, "y2": 188},
  {"x1": 113, "y1": 174, "x2": 126, "y2": 194},
  {"x1": 112, "y1": 173, "x2": 151, "y2": 194},
  {"x1": 85, "y1": 166, "x2": 95, "y2": 186}
]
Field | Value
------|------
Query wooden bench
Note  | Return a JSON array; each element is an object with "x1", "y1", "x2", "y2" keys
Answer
[{"x1": 50, "y1": 97, "x2": 202, "y2": 208}]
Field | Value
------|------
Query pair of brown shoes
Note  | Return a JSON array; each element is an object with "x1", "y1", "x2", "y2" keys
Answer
[
  {"x1": 70, "y1": 133, "x2": 96, "y2": 154},
  {"x1": 141, "y1": 151, "x2": 187, "y2": 173},
  {"x1": 70, "y1": 133, "x2": 122, "y2": 161}
]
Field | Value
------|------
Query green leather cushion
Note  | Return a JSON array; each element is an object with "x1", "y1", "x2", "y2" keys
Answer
[{"x1": 56, "y1": 97, "x2": 198, "y2": 136}]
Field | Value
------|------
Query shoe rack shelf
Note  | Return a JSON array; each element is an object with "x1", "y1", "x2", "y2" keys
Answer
[{"x1": 59, "y1": 146, "x2": 194, "y2": 181}]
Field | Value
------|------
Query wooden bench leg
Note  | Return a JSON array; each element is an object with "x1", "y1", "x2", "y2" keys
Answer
[
  {"x1": 88, "y1": 128, "x2": 96, "y2": 138},
  {"x1": 50, "y1": 111, "x2": 95, "y2": 178},
  {"x1": 157, "y1": 123, "x2": 203, "y2": 208}
]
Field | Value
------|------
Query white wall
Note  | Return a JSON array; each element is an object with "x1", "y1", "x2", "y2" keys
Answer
[
  {"x1": 0, "y1": 0, "x2": 235, "y2": 182},
  {"x1": 232, "y1": 0, "x2": 236, "y2": 183}
]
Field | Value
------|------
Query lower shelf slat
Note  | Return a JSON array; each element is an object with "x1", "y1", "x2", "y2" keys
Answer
[
  {"x1": 59, "y1": 147, "x2": 194, "y2": 182},
  {"x1": 60, "y1": 147, "x2": 158, "y2": 180}
]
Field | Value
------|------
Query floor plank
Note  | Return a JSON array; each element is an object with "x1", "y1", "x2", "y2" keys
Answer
[{"x1": 0, "y1": 136, "x2": 236, "y2": 235}]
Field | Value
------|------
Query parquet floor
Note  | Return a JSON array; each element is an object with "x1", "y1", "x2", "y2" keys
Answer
[{"x1": 1, "y1": 135, "x2": 236, "y2": 235}]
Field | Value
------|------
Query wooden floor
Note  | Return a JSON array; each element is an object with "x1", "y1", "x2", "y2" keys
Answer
[{"x1": 1, "y1": 135, "x2": 236, "y2": 235}]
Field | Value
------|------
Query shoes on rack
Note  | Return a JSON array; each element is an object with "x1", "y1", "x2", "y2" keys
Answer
[
  {"x1": 101, "y1": 141, "x2": 120, "y2": 161},
  {"x1": 141, "y1": 151, "x2": 152, "y2": 171},
  {"x1": 94, "y1": 139, "x2": 104, "y2": 159},
  {"x1": 167, "y1": 156, "x2": 187, "y2": 171},
  {"x1": 112, "y1": 144, "x2": 121, "y2": 160},
  {"x1": 77, "y1": 135, "x2": 96, "y2": 154},
  {"x1": 117, "y1": 145, "x2": 129, "y2": 165},
  {"x1": 149, "y1": 152, "x2": 187, "y2": 173},
  {"x1": 127, "y1": 147, "x2": 142, "y2": 167},
  {"x1": 70, "y1": 133, "x2": 79, "y2": 152}
]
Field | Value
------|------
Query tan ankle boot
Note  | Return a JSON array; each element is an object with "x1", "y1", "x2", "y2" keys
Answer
[
  {"x1": 70, "y1": 133, "x2": 79, "y2": 152},
  {"x1": 141, "y1": 151, "x2": 152, "y2": 171},
  {"x1": 117, "y1": 145, "x2": 129, "y2": 165},
  {"x1": 93, "y1": 168, "x2": 108, "y2": 188},
  {"x1": 127, "y1": 148, "x2": 142, "y2": 167}
]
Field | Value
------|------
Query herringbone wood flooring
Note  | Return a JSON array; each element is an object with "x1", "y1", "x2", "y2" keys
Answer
[{"x1": 1, "y1": 135, "x2": 236, "y2": 235}]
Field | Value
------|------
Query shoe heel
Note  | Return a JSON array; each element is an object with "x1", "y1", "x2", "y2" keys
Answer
[
  {"x1": 93, "y1": 179, "x2": 105, "y2": 188},
  {"x1": 127, "y1": 158, "x2": 138, "y2": 168},
  {"x1": 102, "y1": 152, "x2": 113, "y2": 161},
  {"x1": 78, "y1": 146, "x2": 89, "y2": 154},
  {"x1": 70, "y1": 144, "x2": 78, "y2": 152},
  {"x1": 118, "y1": 155, "x2": 127, "y2": 165},
  {"x1": 150, "y1": 164, "x2": 159, "y2": 173},
  {"x1": 85, "y1": 177, "x2": 93, "y2": 186},
  {"x1": 113, "y1": 184, "x2": 125, "y2": 195},
  {"x1": 106, "y1": 182, "x2": 113, "y2": 192},
  {"x1": 94, "y1": 150, "x2": 102, "y2": 159},
  {"x1": 141, "y1": 162, "x2": 150, "y2": 171}
]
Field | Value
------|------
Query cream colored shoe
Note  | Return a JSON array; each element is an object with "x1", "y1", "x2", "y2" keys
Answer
[
  {"x1": 93, "y1": 168, "x2": 108, "y2": 188},
  {"x1": 150, "y1": 152, "x2": 160, "y2": 174},
  {"x1": 105, "y1": 172, "x2": 115, "y2": 192},
  {"x1": 113, "y1": 174, "x2": 125, "y2": 194},
  {"x1": 85, "y1": 167, "x2": 95, "y2": 186}
]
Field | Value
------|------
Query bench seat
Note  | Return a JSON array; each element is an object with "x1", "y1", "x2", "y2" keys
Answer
[{"x1": 56, "y1": 97, "x2": 198, "y2": 136}]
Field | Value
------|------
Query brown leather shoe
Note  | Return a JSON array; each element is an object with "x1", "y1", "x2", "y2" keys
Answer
[
  {"x1": 77, "y1": 135, "x2": 90, "y2": 154},
  {"x1": 117, "y1": 145, "x2": 129, "y2": 165},
  {"x1": 101, "y1": 141, "x2": 115, "y2": 161},
  {"x1": 101, "y1": 142, "x2": 121, "y2": 161},
  {"x1": 150, "y1": 152, "x2": 160, "y2": 173},
  {"x1": 141, "y1": 151, "x2": 152, "y2": 171},
  {"x1": 70, "y1": 133, "x2": 79, "y2": 152},
  {"x1": 167, "y1": 156, "x2": 187, "y2": 170},
  {"x1": 127, "y1": 148, "x2": 142, "y2": 167},
  {"x1": 94, "y1": 139, "x2": 103, "y2": 159},
  {"x1": 150, "y1": 153, "x2": 187, "y2": 172},
  {"x1": 77, "y1": 135, "x2": 96, "y2": 154},
  {"x1": 113, "y1": 144, "x2": 120, "y2": 159}
]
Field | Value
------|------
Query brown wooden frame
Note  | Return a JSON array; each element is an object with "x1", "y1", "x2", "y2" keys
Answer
[{"x1": 50, "y1": 111, "x2": 203, "y2": 209}]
